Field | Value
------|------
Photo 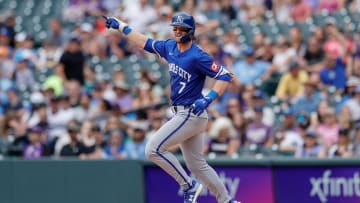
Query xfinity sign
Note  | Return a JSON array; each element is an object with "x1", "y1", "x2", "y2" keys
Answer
[{"x1": 310, "y1": 170, "x2": 360, "y2": 203}]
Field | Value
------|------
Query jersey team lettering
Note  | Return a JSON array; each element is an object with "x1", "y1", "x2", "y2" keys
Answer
[
  {"x1": 169, "y1": 63, "x2": 192, "y2": 82},
  {"x1": 210, "y1": 61, "x2": 220, "y2": 72}
]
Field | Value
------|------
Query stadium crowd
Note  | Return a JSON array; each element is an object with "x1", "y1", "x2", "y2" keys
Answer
[{"x1": 0, "y1": 0, "x2": 360, "y2": 160}]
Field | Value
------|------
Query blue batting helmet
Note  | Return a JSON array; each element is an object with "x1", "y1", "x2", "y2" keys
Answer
[{"x1": 170, "y1": 12, "x2": 195, "y2": 43}]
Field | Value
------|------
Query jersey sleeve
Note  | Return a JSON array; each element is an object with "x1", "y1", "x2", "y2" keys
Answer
[
  {"x1": 144, "y1": 39, "x2": 167, "y2": 59},
  {"x1": 196, "y1": 51, "x2": 229, "y2": 79}
]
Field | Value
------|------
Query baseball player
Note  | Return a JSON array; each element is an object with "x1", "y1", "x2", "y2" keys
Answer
[{"x1": 104, "y1": 12, "x2": 240, "y2": 203}]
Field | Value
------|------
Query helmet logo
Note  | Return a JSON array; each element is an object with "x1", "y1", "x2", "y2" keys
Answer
[{"x1": 177, "y1": 15, "x2": 184, "y2": 23}]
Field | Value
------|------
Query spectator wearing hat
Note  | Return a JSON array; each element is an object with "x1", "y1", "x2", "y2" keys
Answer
[
  {"x1": 295, "y1": 130, "x2": 324, "y2": 158},
  {"x1": 23, "y1": 127, "x2": 50, "y2": 159},
  {"x1": 12, "y1": 49, "x2": 36, "y2": 90},
  {"x1": 274, "y1": 108, "x2": 299, "y2": 138},
  {"x1": 80, "y1": 125, "x2": 107, "y2": 159},
  {"x1": 252, "y1": 90, "x2": 274, "y2": 126},
  {"x1": 2, "y1": 87, "x2": 23, "y2": 114},
  {"x1": 326, "y1": 128, "x2": 353, "y2": 158},
  {"x1": 344, "y1": 85, "x2": 360, "y2": 122},
  {"x1": 60, "y1": 121, "x2": 88, "y2": 157},
  {"x1": 123, "y1": 121, "x2": 148, "y2": 159},
  {"x1": 335, "y1": 76, "x2": 360, "y2": 113},
  {"x1": 233, "y1": 47, "x2": 270, "y2": 86},
  {"x1": 245, "y1": 105, "x2": 273, "y2": 148},
  {"x1": 292, "y1": 80, "x2": 323, "y2": 117},
  {"x1": 275, "y1": 60, "x2": 309, "y2": 101},
  {"x1": 113, "y1": 81, "x2": 133, "y2": 113},
  {"x1": 204, "y1": 117, "x2": 240, "y2": 156}
]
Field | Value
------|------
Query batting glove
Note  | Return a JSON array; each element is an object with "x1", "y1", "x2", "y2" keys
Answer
[
  {"x1": 191, "y1": 90, "x2": 218, "y2": 116},
  {"x1": 103, "y1": 16, "x2": 132, "y2": 35}
]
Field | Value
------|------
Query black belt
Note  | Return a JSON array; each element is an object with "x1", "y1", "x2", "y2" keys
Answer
[{"x1": 172, "y1": 105, "x2": 191, "y2": 113}]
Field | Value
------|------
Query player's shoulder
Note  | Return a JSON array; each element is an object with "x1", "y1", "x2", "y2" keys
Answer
[{"x1": 192, "y1": 43, "x2": 212, "y2": 59}]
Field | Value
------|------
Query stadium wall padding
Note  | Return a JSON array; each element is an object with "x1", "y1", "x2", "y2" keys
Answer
[
  {"x1": 0, "y1": 159, "x2": 145, "y2": 203},
  {"x1": 2, "y1": 158, "x2": 360, "y2": 203}
]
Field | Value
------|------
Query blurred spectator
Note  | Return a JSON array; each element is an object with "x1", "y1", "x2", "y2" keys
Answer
[
  {"x1": 57, "y1": 37, "x2": 86, "y2": 85},
  {"x1": 122, "y1": 0, "x2": 157, "y2": 33},
  {"x1": 319, "y1": 53, "x2": 347, "y2": 92},
  {"x1": 270, "y1": 37, "x2": 296, "y2": 75},
  {"x1": 146, "y1": 116, "x2": 164, "y2": 138},
  {"x1": 292, "y1": 80, "x2": 323, "y2": 117},
  {"x1": 105, "y1": 30, "x2": 132, "y2": 59},
  {"x1": 326, "y1": 128, "x2": 353, "y2": 158},
  {"x1": 291, "y1": 0, "x2": 312, "y2": 22},
  {"x1": 233, "y1": 47, "x2": 270, "y2": 86},
  {"x1": 37, "y1": 38, "x2": 63, "y2": 70},
  {"x1": 43, "y1": 65, "x2": 65, "y2": 96},
  {"x1": 295, "y1": 130, "x2": 324, "y2": 158},
  {"x1": 273, "y1": 0, "x2": 292, "y2": 23},
  {"x1": 81, "y1": 125, "x2": 106, "y2": 159},
  {"x1": 245, "y1": 105, "x2": 273, "y2": 147},
  {"x1": 47, "y1": 19, "x2": 70, "y2": 47},
  {"x1": 132, "y1": 82, "x2": 161, "y2": 110},
  {"x1": 47, "y1": 96, "x2": 74, "y2": 143},
  {"x1": 228, "y1": 111, "x2": 247, "y2": 145},
  {"x1": 344, "y1": 85, "x2": 360, "y2": 122},
  {"x1": 316, "y1": 107, "x2": 340, "y2": 148},
  {"x1": 289, "y1": 26, "x2": 306, "y2": 57},
  {"x1": 220, "y1": 0, "x2": 237, "y2": 22},
  {"x1": 123, "y1": 121, "x2": 148, "y2": 159},
  {"x1": 275, "y1": 61, "x2": 309, "y2": 101},
  {"x1": 354, "y1": 125, "x2": 360, "y2": 156},
  {"x1": 0, "y1": 45, "x2": 15, "y2": 79},
  {"x1": 317, "y1": 0, "x2": 345, "y2": 13},
  {"x1": 103, "y1": 129, "x2": 125, "y2": 159},
  {"x1": 60, "y1": 122, "x2": 87, "y2": 157},
  {"x1": 244, "y1": 90, "x2": 275, "y2": 126},
  {"x1": 204, "y1": 117, "x2": 240, "y2": 156},
  {"x1": 12, "y1": 51, "x2": 36, "y2": 90},
  {"x1": 301, "y1": 35, "x2": 325, "y2": 72},
  {"x1": 113, "y1": 81, "x2": 133, "y2": 113},
  {"x1": 92, "y1": 98, "x2": 112, "y2": 129},
  {"x1": 23, "y1": 127, "x2": 50, "y2": 159},
  {"x1": 74, "y1": 92, "x2": 95, "y2": 122},
  {"x1": 2, "y1": 87, "x2": 23, "y2": 114}
]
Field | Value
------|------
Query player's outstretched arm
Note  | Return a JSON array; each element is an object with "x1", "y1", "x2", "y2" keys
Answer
[{"x1": 103, "y1": 16, "x2": 148, "y2": 50}]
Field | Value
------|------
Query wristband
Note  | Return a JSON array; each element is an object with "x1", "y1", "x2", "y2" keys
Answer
[
  {"x1": 206, "y1": 90, "x2": 218, "y2": 103},
  {"x1": 122, "y1": 26, "x2": 132, "y2": 35}
]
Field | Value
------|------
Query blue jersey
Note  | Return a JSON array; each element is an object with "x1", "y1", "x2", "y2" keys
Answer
[{"x1": 144, "y1": 39, "x2": 225, "y2": 105}]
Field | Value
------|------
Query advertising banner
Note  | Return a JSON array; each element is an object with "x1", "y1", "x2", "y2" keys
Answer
[
  {"x1": 145, "y1": 166, "x2": 274, "y2": 203},
  {"x1": 275, "y1": 167, "x2": 360, "y2": 203}
]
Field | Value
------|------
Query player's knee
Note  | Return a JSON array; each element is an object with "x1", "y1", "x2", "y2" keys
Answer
[
  {"x1": 187, "y1": 160, "x2": 207, "y2": 174},
  {"x1": 145, "y1": 144, "x2": 158, "y2": 160}
]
